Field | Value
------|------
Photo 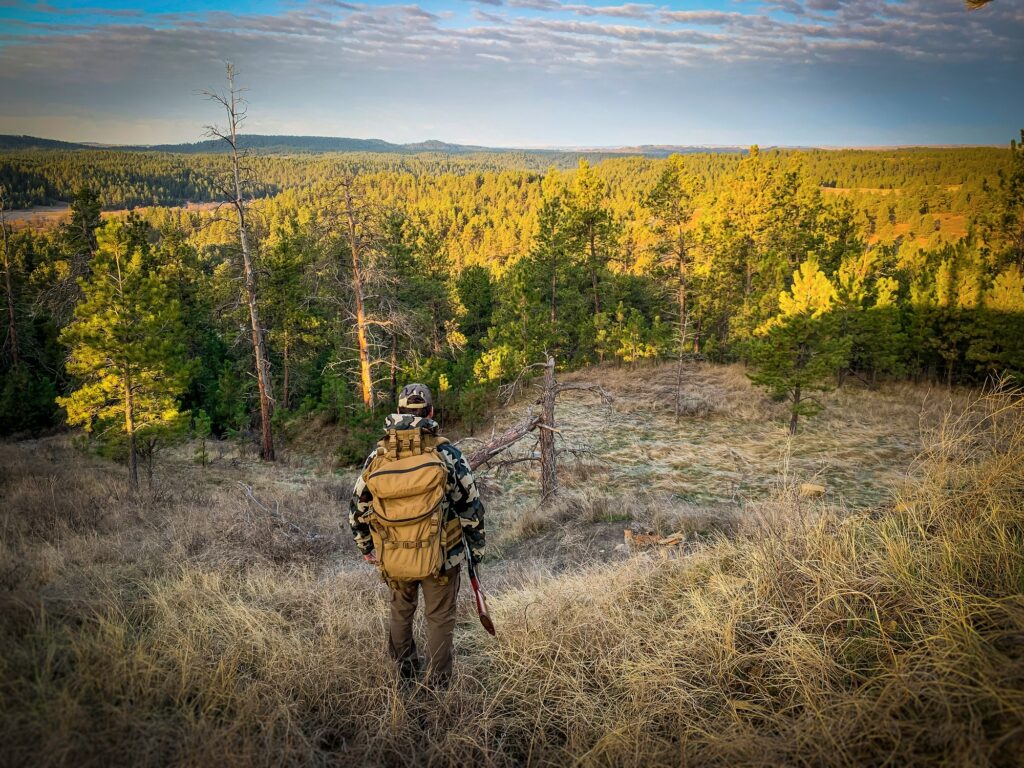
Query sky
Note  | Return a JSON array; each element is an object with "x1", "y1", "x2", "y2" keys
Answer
[{"x1": 0, "y1": 0, "x2": 1021, "y2": 147}]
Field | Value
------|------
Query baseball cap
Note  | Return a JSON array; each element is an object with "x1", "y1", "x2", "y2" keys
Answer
[{"x1": 398, "y1": 383, "x2": 433, "y2": 411}]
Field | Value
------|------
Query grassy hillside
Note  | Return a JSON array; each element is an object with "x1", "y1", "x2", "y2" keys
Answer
[{"x1": 1, "y1": 365, "x2": 1021, "y2": 766}]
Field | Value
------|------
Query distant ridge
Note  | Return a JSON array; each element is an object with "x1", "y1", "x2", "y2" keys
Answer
[
  {"x1": 0, "y1": 135, "x2": 94, "y2": 151},
  {"x1": 0, "y1": 133, "x2": 512, "y2": 155},
  {"x1": 0, "y1": 134, "x2": 1000, "y2": 157},
  {"x1": 0, "y1": 133, "x2": 751, "y2": 157}
]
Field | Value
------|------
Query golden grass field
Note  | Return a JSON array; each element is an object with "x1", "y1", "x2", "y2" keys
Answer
[{"x1": 1, "y1": 363, "x2": 1021, "y2": 767}]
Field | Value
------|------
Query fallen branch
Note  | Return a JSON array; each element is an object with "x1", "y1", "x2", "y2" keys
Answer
[
  {"x1": 490, "y1": 454, "x2": 542, "y2": 472},
  {"x1": 554, "y1": 381, "x2": 612, "y2": 403},
  {"x1": 237, "y1": 482, "x2": 323, "y2": 541},
  {"x1": 467, "y1": 409, "x2": 542, "y2": 471}
]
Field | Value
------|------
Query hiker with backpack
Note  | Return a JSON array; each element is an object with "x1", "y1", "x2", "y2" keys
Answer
[{"x1": 349, "y1": 383, "x2": 486, "y2": 686}]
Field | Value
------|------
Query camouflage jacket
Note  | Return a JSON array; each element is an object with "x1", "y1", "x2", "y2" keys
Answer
[{"x1": 348, "y1": 414, "x2": 486, "y2": 569}]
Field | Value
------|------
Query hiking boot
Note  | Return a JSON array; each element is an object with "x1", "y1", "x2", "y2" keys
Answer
[{"x1": 396, "y1": 655, "x2": 423, "y2": 683}]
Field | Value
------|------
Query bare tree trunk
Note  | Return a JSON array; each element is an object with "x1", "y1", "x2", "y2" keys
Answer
[
  {"x1": 550, "y1": 251, "x2": 558, "y2": 328},
  {"x1": 0, "y1": 191, "x2": 18, "y2": 367},
  {"x1": 282, "y1": 330, "x2": 290, "y2": 411},
  {"x1": 124, "y1": 371, "x2": 139, "y2": 491},
  {"x1": 240, "y1": 219, "x2": 275, "y2": 459},
  {"x1": 341, "y1": 180, "x2": 375, "y2": 409},
  {"x1": 674, "y1": 249, "x2": 688, "y2": 420},
  {"x1": 540, "y1": 356, "x2": 558, "y2": 498},
  {"x1": 145, "y1": 437, "x2": 155, "y2": 490},
  {"x1": 389, "y1": 334, "x2": 398, "y2": 407},
  {"x1": 208, "y1": 64, "x2": 275, "y2": 460},
  {"x1": 588, "y1": 230, "x2": 601, "y2": 316},
  {"x1": 430, "y1": 302, "x2": 442, "y2": 355},
  {"x1": 789, "y1": 384, "x2": 801, "y2": 436}
]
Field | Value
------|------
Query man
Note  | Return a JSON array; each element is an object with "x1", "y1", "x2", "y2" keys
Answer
[{"x1": 349, "y1": 383, "x2": 485, "y2": 686}]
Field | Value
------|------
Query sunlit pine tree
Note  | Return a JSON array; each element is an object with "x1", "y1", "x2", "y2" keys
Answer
[{"x1": 57, "y1": 220, "x2": 189, "y2": 490}]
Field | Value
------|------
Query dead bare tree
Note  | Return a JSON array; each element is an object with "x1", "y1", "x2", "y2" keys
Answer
[
  {"x1": 340, "y1": 176, "x2": 377, "y2": 408},
  {"x1": 493, "y1": 355, "x2": 610, "y2": 498},
  {"x1": 203, "y1": 64, "x2": 275, "y2": 460},
  {"x1": 539, "y1": 357, "x2": 559, "y2": 495},
  {"x1": 0, "y1": 187, "x2": 19, "y2": 368}
]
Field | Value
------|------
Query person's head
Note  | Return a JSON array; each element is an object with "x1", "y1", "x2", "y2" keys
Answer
[{"x1": 397, "y1": 383, "x2": 434, "y2": 418}]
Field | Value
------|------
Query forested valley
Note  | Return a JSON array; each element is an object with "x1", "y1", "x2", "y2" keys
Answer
[{"x1": 1, "y1": 134, "x2": 1022, "y2": 472}]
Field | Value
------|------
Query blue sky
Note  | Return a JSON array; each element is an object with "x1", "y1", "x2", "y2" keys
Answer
[{"x1": 0, "y1": 0, "x2": 1021, "y2": 147}]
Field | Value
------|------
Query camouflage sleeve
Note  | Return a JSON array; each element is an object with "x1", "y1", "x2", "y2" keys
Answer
[
  {"x1": 348, "y1": 449, "x2": 378, "y2": 556},
  {"x1": 439, "y1": 443, "x2": 486, "y2": 564}
]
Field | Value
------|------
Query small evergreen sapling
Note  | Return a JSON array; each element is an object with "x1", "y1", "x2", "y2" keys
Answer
[{"x1": 749, "y1": 259, "x2": 851, "y2": 434}]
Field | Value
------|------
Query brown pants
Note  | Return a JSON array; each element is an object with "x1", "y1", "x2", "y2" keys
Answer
[{"x1": 388, "y1": 566, "x2": 461, "y2": 683}]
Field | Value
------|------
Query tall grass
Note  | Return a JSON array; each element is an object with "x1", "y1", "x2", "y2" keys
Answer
[{"x1": 1, "y1": 387, "x2": 1022, "y2": 766}]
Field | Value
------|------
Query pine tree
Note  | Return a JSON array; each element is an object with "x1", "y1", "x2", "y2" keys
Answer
[
  {"x1": 566, "y1": 159, "x2": 616, "y2": 317},
  {"x1": 643, "y1": 157, "x2": 698, "y2": 416},
  {"x1": 835, "y1": 249, "x2": 905, "y2": 383},
  {"x1": 261, "y1": 222, "x2": 321, "y2": 411},
  {"x1": 749, "y1": 259, "x2": 850, "y2": 434},
  {"x1": 968, "y1": 264, "x2": 1024, "y2": 378},
  {"x1": 57, "y1": 221, "x2": 190, "y2": 490}
]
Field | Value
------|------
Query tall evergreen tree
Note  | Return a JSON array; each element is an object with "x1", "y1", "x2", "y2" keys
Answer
[
  {"x1": 57, "y1": 220, "x2": 189, "y2": 490},
  {"x1": 567, "y1": 159, "x2": 616, "y2": 317}
]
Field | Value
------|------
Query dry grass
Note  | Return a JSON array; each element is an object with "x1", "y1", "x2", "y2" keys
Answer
[{"x1": 1, "y1": 379, "x2": 1022, "y2": 767}]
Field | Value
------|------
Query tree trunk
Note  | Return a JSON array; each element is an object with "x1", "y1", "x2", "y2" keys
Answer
[
  {"x1": 431, "y1": 302, "x2": 442, "y2": 355},
  {"x1": 540, "y1": 356, "x2": 558, "y2": 498},
  {"x1": 0, "y1": 196, "x2": 18, "y2": 367},
  {"x1": 674, "y1": 249, "x2": 688, "y2": 420},
  {"x1": 342, "y1": 182, "x2": 374, "y2": 409},
  {"x1": 124, "y1": 372, "x2": 139, "y2": 491},
  {"x1": 223, "y1": 66, "x2": 274, "y2": 461},
  {"x1": 145, "y1": 438, "x2": 155, "y2": 490},
  {"x1": 236, "y1": 191, "x2": 275, "y2": 460},
  {"x1": 789, "y1": 384, "x2": 801, "y2": 436},
  {"x1": 589, "y1": 229, "x2": 601, "y2": 316},
  {"x1": 282, "y1": 330, "x2": 290, "y2": 412},
  {"x1": 550, "y1": 251, "x2": 558, "y2": 328},
  {"x1": 389, "y1": 334, "x2": 398, "y2": 408}
]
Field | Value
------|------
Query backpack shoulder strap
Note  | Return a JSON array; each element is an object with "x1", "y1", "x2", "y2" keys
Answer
[
  {"x1": 423, "y1": 432, "x2": 448, "y2": 447},
  {"x1": 374, "y1": 430, "x2": 398, "y2": 462}
]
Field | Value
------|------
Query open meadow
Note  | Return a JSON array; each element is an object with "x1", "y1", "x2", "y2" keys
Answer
[
  {"x1": 3, "y1": 363, "x2": 1021, "y2": 767},
  {"x1": 2, "y1": 0, "x2": 1022, "y2": 764}
]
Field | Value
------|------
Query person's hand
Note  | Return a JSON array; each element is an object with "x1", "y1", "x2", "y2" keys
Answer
[{"x1": 363, "y1": 551, "x2": 378, "y2": 564}]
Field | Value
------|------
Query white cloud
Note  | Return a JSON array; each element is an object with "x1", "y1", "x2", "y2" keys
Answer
[{"x1": 0, "y1": 0, "x2": 1019, "y2": 144}]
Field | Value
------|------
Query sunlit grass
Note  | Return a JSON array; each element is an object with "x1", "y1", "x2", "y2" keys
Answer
[{"x1": 1, "y1": 373, "x2": 1019, "y2": 766}]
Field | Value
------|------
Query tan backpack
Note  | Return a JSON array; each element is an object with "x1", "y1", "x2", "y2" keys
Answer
[{"x1": 362, "y1": 427, "x2": 453, "y2": 583}]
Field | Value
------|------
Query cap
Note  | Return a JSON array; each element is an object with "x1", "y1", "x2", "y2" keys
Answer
[{"x1": 398, "y1": 382, "x2": 433, "y2": 411}]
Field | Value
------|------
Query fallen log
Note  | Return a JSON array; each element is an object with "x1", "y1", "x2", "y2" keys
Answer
[{"x1": 466, "y1": 411, "x2": 542, "y2": 471}]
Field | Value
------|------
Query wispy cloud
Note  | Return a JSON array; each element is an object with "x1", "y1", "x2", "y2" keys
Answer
[{"x1": 0, "y1": 0, "x2": 1019, "y2": 145}]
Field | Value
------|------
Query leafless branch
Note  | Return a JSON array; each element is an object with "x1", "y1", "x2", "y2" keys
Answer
[
  {"x1": 466, "y1": 409, "x2": 542, "y2": 471},
  {"x1": 237, "y1": 482, "x2": 322, "y2": 541}
]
